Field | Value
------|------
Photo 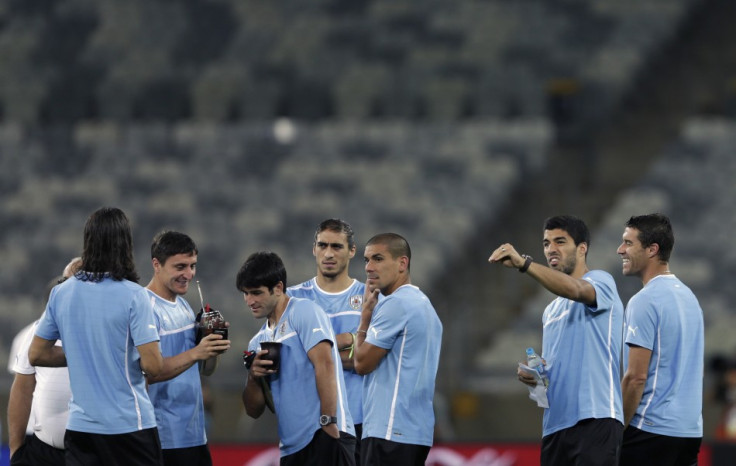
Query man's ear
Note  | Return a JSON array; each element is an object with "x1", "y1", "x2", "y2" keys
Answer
[
  {"x1": 398, "y1": 256, "x2": 409, "y2": 272},
  {"x1": 648, "y1": 243, "x2": 660, "y2": 258}
]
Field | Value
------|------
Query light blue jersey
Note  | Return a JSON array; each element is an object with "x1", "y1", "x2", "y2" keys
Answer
[
  {"x1": 363, "y1": 285, "x2": 442, "y2": 447},
  {"x1": 624, "y1": 274, "x2": 703, "y2": 437},
  {"x1": 35, "y1": 276, "x2": 159, "y2": 434},
  {"x1": 541, "y1": 269, "x2": 624, "y2": 437},
  {"x1": 146, "y1": 290, "x2": 207, "y2": 449},
  {"x1": 248, "y1": 297, "x2": 354, "y2": 457},
  {"x1": 287, "y1": 278, "x2": 365, "y2": 424}
]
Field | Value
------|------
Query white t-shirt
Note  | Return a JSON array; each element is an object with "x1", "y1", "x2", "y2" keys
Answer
[
  {"x1": 8, "y1": 322, "x2": 35, "y2": 374},
  {"x1": 9, "y1": 322, "x2": 36, "y2": 436},
  {"x1": 13, "y1": 320, "x2": 71, "y2": 449}
]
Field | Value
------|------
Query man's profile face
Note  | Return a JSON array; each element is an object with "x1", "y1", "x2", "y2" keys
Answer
[
  {"x1": 242, "y1": 284, "x2": 280, "y2": 320},
  {"x1": 617, "y1": 227, "x2": 646, "y2": 277}
]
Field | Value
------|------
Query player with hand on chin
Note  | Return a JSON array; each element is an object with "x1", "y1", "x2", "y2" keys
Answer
[{"x1": 354, "y1": 233, "x2": 442, "y2": 466}]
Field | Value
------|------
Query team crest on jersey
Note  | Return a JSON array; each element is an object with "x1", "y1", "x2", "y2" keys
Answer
[
  {"x1": 279, "y1": 322, "x2": 287, "y2": 336},
  {"x1": 350, "y1": 294, "x2": 362, "y2": 309}
]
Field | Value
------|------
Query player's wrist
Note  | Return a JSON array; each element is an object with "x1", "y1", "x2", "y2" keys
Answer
[{"x1": 519, "y1": 255, "x2": 533, "y2": 273}]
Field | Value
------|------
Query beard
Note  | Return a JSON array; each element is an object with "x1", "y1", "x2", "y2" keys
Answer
[
  {"x1": 553, "y1": 256, "x2": 576, "y2": 276},
  {"x1": 320, "y1": 264, "x2": 346, "y2": 279}
]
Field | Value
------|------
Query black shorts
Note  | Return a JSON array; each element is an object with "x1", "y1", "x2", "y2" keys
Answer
[
  {"x1": 163, "y1": 444, "x2": 212, "y2": 466},
  {"x1": 361, "y1": 437, "x2": 430, "y2": 466},
  {"x1": 10, "y1": 433, "x2": 65, "y2": 466},
  {"x1": 281, "y1": 429, "x2": 356, "y2": 466},
  {"x1": 64, "y1": 427, "x2": 163, "y2": 466},
  {"x1": 541, "y1": 418, "x2": 623, "y2": 466},
  {"x1": 354, "y1": 424, "x2": 362, "y2": 466},
  {"x1": 620, "y1": 426, "x2": 701, "y2": 466}
]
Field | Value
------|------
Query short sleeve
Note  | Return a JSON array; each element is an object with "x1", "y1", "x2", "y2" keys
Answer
[
  {"x1": 35, "y1": 299, "x2": 61, "y2": 342},
  {"x1": 584, "y1": 271, "x2": 616, "y2": 313},
  {"x1": 12, "y1": 321, "x2": 39, "y2": 375},
  {"x1": 291, "y1": 302, "x2": 333, "y2": 353},
  {"x1": 130, "y1": 288, "x2": 160, "y2": 347},
  {"x1": 624, "y1": 295, "x2": 657, "y2": 351},
  {"x1": 365, "y1": 297, "x2": 406, "y2": 350}
]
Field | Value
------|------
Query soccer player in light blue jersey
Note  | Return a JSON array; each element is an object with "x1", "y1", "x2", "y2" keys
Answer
[
  {"x1": 489, "y1": 215, "x2": 624, "y2": 466},
  {"x1": 354, "y1": 233, "x2": 442, "y2": 466},
  {"x1": 239, "y1": 251, "x2": 356, "y2": 465},
  {"x1": 145, "y1": 231, "x2": 231, "y2": 466},
  {"x1": 287, "y1": 218, "x2": 367, "y2": 465},
  {"x1": 617, "y1": 214, "x2": 703, "y2": 465},
  {"x1": 29, "y1": 207, "x2": 164, "y2": 466}
]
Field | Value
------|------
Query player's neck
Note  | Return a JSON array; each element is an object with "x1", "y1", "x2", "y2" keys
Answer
[
  {"x1": 268, "y1": 295, "x2": 290, "y2": 327},
  {"x1": 315, "y1": 273, "x2": 353, "y2": 293},
  {"x1": 146, "y1": 280, "x2": 177, "y2": 302},
  {"x1": 641, "y1": 263, "x2": 671, "y2": 286},
  {"x1": 382, "y1": 274, "x2": 411, "y2": 296}
]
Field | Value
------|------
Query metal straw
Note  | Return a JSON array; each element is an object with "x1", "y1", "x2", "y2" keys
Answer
[{"x1": 196, "y1": 280, "x2": 206, "y2": 311}]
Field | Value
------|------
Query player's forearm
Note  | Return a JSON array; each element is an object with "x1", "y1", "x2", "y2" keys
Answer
[
  {"x1": 337, "y1": 332, "x2": 356, "y2": 369},
  {"x1": 28, "y1": 340, "x2": 66, "y2": 367},
  {"x1": 621, "y1": 373, "x2": 646, "y2": 426},
  {"x1": 313, "y1": 361, "x2": 338, "y2": 418},
  {"x1": 527, "y1": 264, "x2": 596, "y2": 305},
  {"x1": 8, "y1": 375, "x2": 35, "y2": 455},
  {"x1": 353, "y1": 330, "x2": 378, "y2": 375},
  {"x1": 338, "y1": 349, "x2": 356, "y2": 369},
  {"x1": 336, "y1": 332, "x2": 354, "y2": 349},
  {"x1": 146, "y1": 351, "x2": 197, "y2": 384},
  {"x1": 243, "y1": 373, "x2": 266, "y2": 418}
]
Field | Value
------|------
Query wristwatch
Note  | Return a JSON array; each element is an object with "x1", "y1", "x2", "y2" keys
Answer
[
  {"x1": 319, "y1": 415, "x2": 337, "y2": 426},
  {"x1": 519, "y1": 254, "x2": 533, "y2": 273}
]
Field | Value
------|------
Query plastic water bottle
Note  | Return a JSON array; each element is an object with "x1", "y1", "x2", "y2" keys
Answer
[{"x1": 526, "y1": 347, "x2": 549, "y2": 388}]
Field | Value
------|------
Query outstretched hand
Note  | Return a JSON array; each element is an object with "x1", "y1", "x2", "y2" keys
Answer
[{"x1": 488, "y1": 243, "x2": 525, "y2": 269}]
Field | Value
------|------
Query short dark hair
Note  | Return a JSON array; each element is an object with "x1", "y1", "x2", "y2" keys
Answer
[
  {"x1": 544, "y1": 215, "x2": 591, "y2": 249},
  {"x1": 80, "y1": 207, "x2": 139, "y2": 282},
  {"x1": 365, "y1": 233, "x2": 411, "y2": 270},
  {"x1": 236, "y1": 251, "x2": 287, "y2": 292},
  {"x1": 315, "y1": 218, "x2": 355, "y2": 249},
  {"x1": 151, "y1": 231, "x2": 197, "y2": 264},
  {"x1": 625, "y1": 213, "x2": 674, "y2": 262}
]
